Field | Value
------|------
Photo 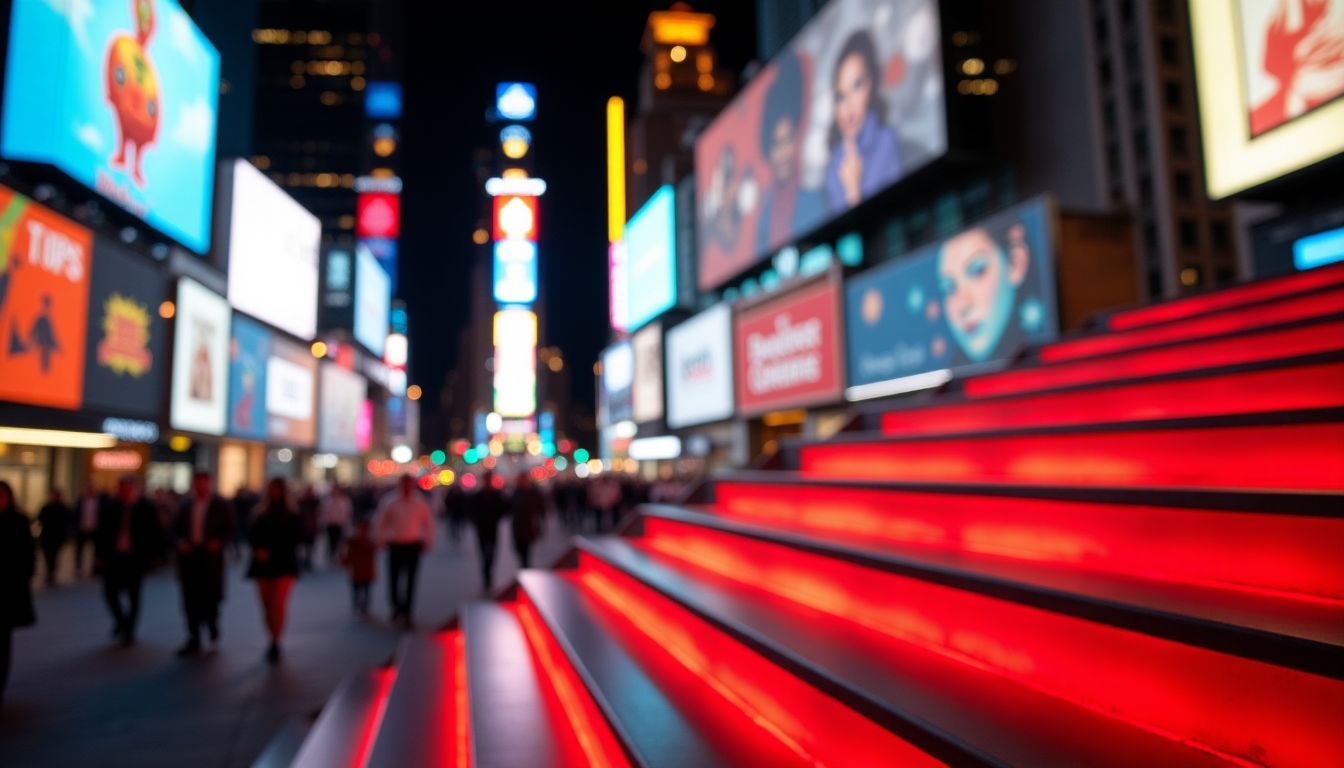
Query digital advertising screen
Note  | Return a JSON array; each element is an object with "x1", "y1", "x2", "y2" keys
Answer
[
  {"x1": 357, "y1": 191, "x2": 401, "y2": 240},
  {"x1": 83, "y1": 237, "x2": 166, "y2": 418},
  {"x1": 266, "y1": 337, "x2": 317, "y2": 447},
  {"x1": 225, "y1": 160, "x2": 320, "y2": 340},
  {"x1": 625, "y1": 185, "x2": 678, "y2": 331},
  {"x1": 0, "y1": 185, "x2": 94, "y2": 411},
  {"x1": 1191, "y1": 0, "x2": 1344, "y2": 198},
  {"x1": 354, "y1": 244, "x2": 390, "y2": 356},
  {"x1": 845, "y1": 196, "x2": 1059, "y2": 399},
  {"x1": 735, "y1": 277, "x2": 845, "y2": 416},
  {"x1": 1, "y1": 0, "x2": 220, "y2": 253},
  {"x1": 694, "y1": 0, "x2": 945, "y2": 290},
  {"x1": 493, "y1": 308, "x2": 537, "y2": 418},
  {"x1": 665, "y1": 304, "x2": 735, "y2": 428},
  {"x1": 170, "y1": 277, "x2": 231, "y2": 435},
  {"x1": 632, "y1": 322, "x2": 664, "y2": 424},
  {"x1": 318, "y1": 362, "x2": 367, "y2": 455},
  {"x1": 601, "y1": 341, "x2": 634, "y2": 425},
  {"x1": 227, "y1": 314, "x2": 270, "y2": 441}
]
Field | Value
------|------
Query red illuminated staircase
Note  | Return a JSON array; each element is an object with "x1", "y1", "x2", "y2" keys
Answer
[{"x1": 281, "y1": 266, "x2": 1344, "y2": 767}]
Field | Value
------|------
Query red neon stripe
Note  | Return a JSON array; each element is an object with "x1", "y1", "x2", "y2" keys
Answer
[
  {"x1": 637, "y1": 518, "x2": 1344, "y2": 768},
  {"x1": 801, "y1": 422, "x2": 1344, "y2": 491},
  {"x1": 452, "y1": 631, "x2": 471, "y2": 768},
  {"x1": 513, "y1": 597, "x2": 632, "y2": 768},
  {"x1": 966, "y1": 319, "x2": 1344, "y2": 398},
  {"x1": 1041, "y1": 287, "x2": 1344, "y2": 363},
  {"x1": 1109, "y1": 265, "x2": 1344, "y2": 331},
  {"x1": 885, "y1": 361, "x2": 1344, "y2": 435},
  {"x1": 713, "y1": 481, "x2": 1344, "y2": 608},
  {"x1": 573, "y1": 556, "x2": 945, "y2": 768},
  {"x1": 351, "y1": 667, "x2": 396, "y2": 768}
]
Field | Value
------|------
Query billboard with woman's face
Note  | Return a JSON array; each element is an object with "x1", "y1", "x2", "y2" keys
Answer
[
  {"x1": 695, "y1": 0, "x2": 945, "y2": 291},
  {"x1": 845, "y1": 197, "x2": 1058, "y2": 398}
]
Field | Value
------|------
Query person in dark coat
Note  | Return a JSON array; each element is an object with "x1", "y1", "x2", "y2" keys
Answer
[
  {"x1": 247, "y1": 478, "x2": 302, "y2": 664},
  {"x1": 36, "y1": 488, "x2": 71, "y2": 586},
  {"x1": 296, "y1": 486, "x2": 320, "y2": 571},
  {"x1": 509, "y1": 475, "x2": 545, "y2": 569},
  {"x1": 470, "y1": 473, "x2": 508, "y2": 591},
  {"x1": 96, "y1": 476, "x2": 162, "y2": 646},
  {"x1": 1, "y1": 481, "x2": 36, "y2": 706},
  {"x1": 173, "y1": 471, "x2": 234, "y2": 656},
  {"x1": 443, "y1": 483, "x2": 467, "y2": 547}
]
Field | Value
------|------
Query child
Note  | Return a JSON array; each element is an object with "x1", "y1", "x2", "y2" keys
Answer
[{"x1": 339, "y1": 520, "x2": 376, "y2": 614}]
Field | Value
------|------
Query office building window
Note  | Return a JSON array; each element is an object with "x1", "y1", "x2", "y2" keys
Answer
[
  {"x1": 1179, "y1": 218, "x2": 1199, "y2": 248},
  {"x1": 1164, "y1": 80, "x2": 1183, "y2": 109},
  {"x1": 1211, "y1": 221, "x2": 1231, "y2": 250},
  {"x1": 1156, "y1": 0, "x2": 1177, "y2": 23},
  {"x1": 1174, "y1": 172, "x2": 1193, "y2": 200},
  {"x1": 1169, "y1": 125, "x2": 1189, "y2": 157},
  {"x1": 1160, "y1": 35, "x2": 1180, "y2": 66}
]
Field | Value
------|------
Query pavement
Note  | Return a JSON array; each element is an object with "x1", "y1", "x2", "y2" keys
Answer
[{"x1": 0, "y1": 514, "x2": 577, "y2": 768}]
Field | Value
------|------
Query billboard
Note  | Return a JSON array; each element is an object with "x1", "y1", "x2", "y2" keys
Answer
[
  {"x1": 493, "y1": 239, "x2": 538, "y2": 305},
  {"x1": 694, "y1": 0, "x2": 945, "y2": 290},
  {"x1": 83, "y1": 238, "x2": 165, "y2": 418},
  {"x1": 170, "y1": 278, "x2": 230, "y2": 435},
  {"x1": 227, "y1": 314, "x2": 270, "y2": 441},
  {"x1": 601, "y1": 340, "x2": 635, "y2": 425},
  {"x1": 0, "y1": 185, "x2": 94, "y2": 410},
  {"x1": 1191, "y1": 0, "x2": 1344, "y2": 198},
  {"x1": 354, "y1": 244, "x2": 390, "y2": 356},
  {"x1": 632, "y1": 322, "x2": 664, "y2": 424},
  {"x1": 225, "y1": 160, "x2": 320, "y2": 340},
  {"x1": 626, "y1": 185, "x2": 678, "y2": 330},
  {"x1": 493, "y1": 308, "x2": 537, "y2": 418},
  {"x1": 845, "y1": 197, "x2": 1058, "y2": 398},
  {"x1": 365, "y1": 81, "x2": 403, "y2": 119},
  {"x1": 735, "y1": 278, "x2": 844, "y2": 416},
  {"x1": 496, "y1": 82, "x2": 538, "y2": 121},
  {"x1": 318, "y1": 362, "x2": 366, "y2": 455},
  {"x1": 1, "y1": 0, "x2": 219, "y2": 253},
  {"x1": 266, "y1": 337, "x2": 317, "y2": 447},
  {"x1": 357, "y1": 191, "x2": 401, "y2": 239},
  {"x1": 666, "y1": 304, "x2": 734, "y2": 428}
]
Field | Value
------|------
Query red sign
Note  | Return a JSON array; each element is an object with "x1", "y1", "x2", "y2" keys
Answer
[
  {"x1": 734, "y1": 277, "x2": 844, "y2": 416},
  {"x1": 492, "y1": 194, "x2": 538, "y2": 242},
  {"x1": 356, "y1": 192, "x2": 401, "y2": 239}
]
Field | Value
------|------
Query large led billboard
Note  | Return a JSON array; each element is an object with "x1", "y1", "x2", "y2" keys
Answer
[
  {"x1": 266, "y1": 337, "x2": 317, "y2": 447},
  {"x1": 170, "y1": 278, "x2": 230, "y2": 435},
  {"x1": 493, "y1": 308, "x2": 537, "y2": 418},
  {"x1": 224, "y1": 160, "x2": 320, "y2": 340},
  {"x1": 845, "y1": 196, "x2": 1058, "y2": 399},
  {"x1": 227, "y1": 314, "x2": 270, "y2": 441},
  {"x1": 493, "y1": 239, "x2": 538, "y2": 305},
  {"x1": 626, "y1": 185, "x2": 678, "y2": 330},
  {"x1": 1191, "y1": 0, "x2": 1344, "y2": 199},
  {"x1": 318, "y1": 362, "x2": 367, "y2": 455},
  {"x1": 83, "y1": 237, "x2": 166, "y2": 418},
  {"x1": 0, "y1": 185, "x2": 94, "y2": 411},
  {"x1": 601, "y1": 340, "x2": 635, "y2": 425},
  {"x1": 354, "y1": 244, "x2": 390, "y2": 356},
  {"x1": 665, "y1": 304, "x2": 734, "y2": 428},
  {"x1": 632, "y1": 322, "x2": 664, "y2": 424},
  {"x1": 1, "y1": 0, "x2": 220, "y2": 253},
  {"x1": 694, "y1": 0, "x2": 945, "y2": 290},
  {"x1": 735, "y1": 277, "x2": 845, "y2": 416}
]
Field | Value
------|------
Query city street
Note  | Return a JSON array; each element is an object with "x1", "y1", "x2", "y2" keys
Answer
[{"x1": 0, "y1": 517, "x2": 573, "y2": 768}]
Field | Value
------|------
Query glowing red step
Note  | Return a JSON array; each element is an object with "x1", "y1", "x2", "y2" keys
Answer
[
  {"x1": 1109, "y1": 263, "x2": 1344, "y2": 331},
  {"x1": 621, "y1": 520, "x2": 1344, "y2": 768},
  {"x1": 800, "y1": 421, "x2": 1344, "y2": 491},
  {"x1": 1040, "y1": 286, "x2": 1344, "y2": 363},
  {"x1": 366, "y1": 631, "x2": 470, "y2": 768},
  {"x1": 290, "y1": 667, "x2": 396, "y2": 768},
  {"x1": 885, "y1": 360, "x2": 1344, "y2": 436}
]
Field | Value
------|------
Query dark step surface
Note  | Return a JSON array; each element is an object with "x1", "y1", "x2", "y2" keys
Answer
[
  {"x1": 366, "y1": 632, "x2": 465, "y2": 768},
  {"x1": 290, "y1": 668, "x2": 392, "y2": 768},
  {"x1": 251, "y1": 717, "x2": 311, "y2": 768}
]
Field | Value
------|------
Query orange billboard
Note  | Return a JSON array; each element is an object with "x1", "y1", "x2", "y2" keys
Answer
[{"x1": 0, "y1": 185, "x2": 94, "y2": 409}]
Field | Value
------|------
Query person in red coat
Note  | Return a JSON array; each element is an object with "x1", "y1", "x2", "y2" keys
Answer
[{"x1": 340, "y1": 519, "x2": 376, "y2": 615}]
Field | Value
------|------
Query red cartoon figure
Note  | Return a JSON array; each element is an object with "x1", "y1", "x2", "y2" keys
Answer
[{"x1": 105, "y1": 0, "x2": 160, "y2": 187}]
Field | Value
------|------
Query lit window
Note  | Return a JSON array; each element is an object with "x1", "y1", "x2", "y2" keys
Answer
[
  {"x1": 1180, "y1": 266, "x2": 1200, "y2": 286},
  {"x1": 338, "y1": 215, "x2": 355, "y2": 230},
  {"x1": 670, "y1": 45, "x2": 687, "y2": 63},
  {"x1": 290, "y1": 75, "x2": 305, "y2": 89},
  {"x1": 655, "y1": 72, "x2": 672, "y2": 90},
  {"x1": 697, "y1": 73, "x2": 714, "y2": 91}
]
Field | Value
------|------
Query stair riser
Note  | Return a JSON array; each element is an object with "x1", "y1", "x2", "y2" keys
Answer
[{"x1": 1108, "y1": 264, "x2": 1344, "y2": 331}]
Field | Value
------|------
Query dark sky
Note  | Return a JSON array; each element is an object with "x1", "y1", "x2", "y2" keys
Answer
[{"x1": 399, "y1": 3, "x2": 756, "y2": 434}]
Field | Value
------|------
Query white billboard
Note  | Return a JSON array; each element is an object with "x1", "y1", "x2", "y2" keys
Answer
[
  {"x1": 666, "y1": 303, "x2": 734, "y2": 428},
  {"x1": 170, "y1": 278, "x2": 231, "y2": 435},
  {"x1": 225, "y1": 160, "x2": 321, "y2": 340},
  {"x1": 318, "y1": 362, "x2": 367, "y2": 455},
  {"x1": 632, "y1": 322, "x2": 664, "y2": 424},
  {"x1": 354, "y1": 244, "x2": 390, "y2": 356}
]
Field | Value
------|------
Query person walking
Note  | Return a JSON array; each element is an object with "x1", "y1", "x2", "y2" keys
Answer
[
  {"x1": 339, "y1": 519, "x2": 376, "y2": 615},
  {"x1": 36, "y1": 488, "x2": 71, "y2": 586},
  {"x1": 373, "y1": 475, "x2": 434, "y2": 626},
  {"x1": 509, "y1": 475, "x2": 545, "y2": 569},
  {"x1": 443, "y1": 482, "x2": 467, "y2": 547},
  {"x1": 319, "y1": 485, "x2": 353, "y2": 567},
  {"x1": 470, "y1": 472, "x2": 508, "y2": 592},
  {"x1": 96, "y1": 476, "x2": 161, "y2": 646},
  {"x1": 74, "y1": 485, "x2": 101, "y2": 577},
  {"x1": 1, "y1": 481, "x2": 36, "y2": 707},
  {"x1": 246, "y1": 479, "x2": 302, "y2": 664},
  {"x1": 173, "y1": 472, "x2": 233, "y2": 657},
  {"x1": 296, "y1": 486, "x2": 321, "y2": 571}
]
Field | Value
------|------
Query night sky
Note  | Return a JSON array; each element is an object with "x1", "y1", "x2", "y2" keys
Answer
[{"x1": 399, "y1": 3, "x2": 756, "y2": 437}]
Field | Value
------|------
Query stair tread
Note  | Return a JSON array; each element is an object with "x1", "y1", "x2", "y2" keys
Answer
[
  {"x1": 1106, "y1": 262, "x2": 1344, "y2": 331},
  {"x1": 366, "y1": 633, "x2": 461, "y2": 768},
  {"x1": 291, "y1": 668, "x2": 389, "y2": 768}
]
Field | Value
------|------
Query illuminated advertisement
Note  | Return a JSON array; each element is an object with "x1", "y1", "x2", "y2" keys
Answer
[
  {"x1": 1, "y1": 0, "x2": 220, "y2": 253},
  {"x1": 601, "y1": 340, "x2": 634, "y2": 424},
  {"x1": 365, "y1": 81, "x2": 403, "y2": 119},
  {"x1": 354, "y1": 244, "x2": 390, "y2": 356},
  {"x1": 225, "y1": 160, "x2": 320, "y2": 340},
  {"x1": 845, "y1": 197, "x2": 1058, "y2": 398},
  {"x1": 356, "y1": 399, "x2": 374, "y2": 453},
  {"x1": 493, "y1": 194, "x2": 538, "y2": 241},
  {"x1": 493, "y1": 308, "x2": 537, "y2": 418},
  {"x1": 318, "y1": 362, "x2": 366, "y2": 455},
  {"x1": 666, "y1": 304, "x2": 734, "y2": 428},
  {"x1": 1192, "y1": 0, "x2": 1344, "y2": 198},
  {"x1": 625, "y1": 185, "x2": 678, "y2": 330},
  {"x1": 359, "y1": 238, "x2": 398, "y2": 295},
  {"x1": 0, "y1": 185, "x2": 94, "y2": 410},
  {"x1": 735, "y1": 277, "x2": 844, "y2": 416},
  {"x1": 496, "y1": 82, "x2": 538, "y2": 121},
  {"x1": 83, "y1": 238, "x2": 165, "y2": 418},
  {"x1": 493, "y1": 239, "x2": 538, "y2": 304},
  {"x1": 356, "y1": 191, "x2": 401, "y2": 239},
  {"x1": 170, "y1": 278, "x2": 230, "y2": 435},
  {"x1": 266, "y1": 337, "x2": 317, "y2": 447},
  {"x1": 632, "y1": 322, "x2": 664, "y2": 424},
  {"x1": 608, "y1": 241, "x2": 629, "y2": 332},
  {"x1": 227, "y1": 314, "x2": 270, "y2": 441},
  {"x1": 694, "y1": 0, "x2": 945, "y2": 290}
]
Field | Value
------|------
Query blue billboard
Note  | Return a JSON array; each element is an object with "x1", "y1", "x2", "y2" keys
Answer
[
  {"x1": 354, "y1": 244, "x2": 390, "y2": 356},
  {"x1": 625, "y1": 185, "x2": 677, "y2": 331},
  {"x1": 845, "y1": 196, "x2": 1058, "y2": 397},
  {"x1": 228, "y1": 315, "x2": 270, "y2": 441},
  {"x1": 1, "y1": 0, "x2": 220, "y2": 254},
  {"x1": 365, "y1": 81, "x2": 403, "y2": 119},
  {"x1": 493, "y1": 239, "x2": 538, "y2": 305},
  {"x1": 495, "y1": 82, "x2": 537, "y2": 121}
]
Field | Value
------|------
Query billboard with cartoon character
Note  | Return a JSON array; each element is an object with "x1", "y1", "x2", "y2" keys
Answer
[{"x1": 1, "y1": 0, "x2": 220, "y2": 253}]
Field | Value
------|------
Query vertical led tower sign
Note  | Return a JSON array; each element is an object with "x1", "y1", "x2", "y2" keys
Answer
[{"x1": 607, "y1": 96, "x2": 629, "y2": 333}]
